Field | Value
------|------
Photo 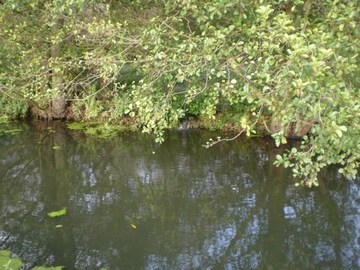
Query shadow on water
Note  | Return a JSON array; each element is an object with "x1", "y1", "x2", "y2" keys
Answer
[{"x1": 0, "y1": 121, "x2": 359, "y2": 269}]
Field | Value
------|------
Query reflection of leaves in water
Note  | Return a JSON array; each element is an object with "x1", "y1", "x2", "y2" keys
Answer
[
  {"x1": 47, "y1": 207, "x2": 67, "y2": 218},
  {"x1": 33, "y1": 266, "x2": 64, "y2": 270},
  {"x1": 67, "y1": 121, "x2": 133, "y2": 139},
  {"x1": 5, "y1": 123, "x2": 348, "y2": 269},
  {"x1": 0, "y1": 122, "x2": 29, "y2": 136},
  {"x1": 4, "y1": 129, "x2": 23, "y2": 135},
  {"x1": 47, "y1": 127, "x2": 55, "y2": 133},
  {"x1": 66, "y1": 122, "x2": 93, "y2": 130}
]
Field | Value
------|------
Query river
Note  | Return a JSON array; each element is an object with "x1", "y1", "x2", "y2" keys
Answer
[{"x1": 0, "y1": 121, "x2": 359, "y2": 269}]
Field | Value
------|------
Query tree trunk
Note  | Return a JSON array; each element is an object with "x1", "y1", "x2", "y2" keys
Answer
[
  {"x1": 50, "y1": 42, "x2": 66, "y2": 119},
  {"x1": 269, "y1": 116, "x2": 316, "y2": 139}
]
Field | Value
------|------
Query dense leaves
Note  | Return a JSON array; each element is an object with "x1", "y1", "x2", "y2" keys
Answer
[{"x1": 0, "y1": 0, "x2": 359, "y2": 186}]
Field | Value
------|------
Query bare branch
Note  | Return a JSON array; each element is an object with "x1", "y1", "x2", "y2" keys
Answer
[{"x1": 202, "y1": 129, "x2": 245, "y2": 148}]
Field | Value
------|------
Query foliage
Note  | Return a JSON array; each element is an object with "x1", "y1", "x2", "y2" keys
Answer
[
  {"x1": 0, "y1": 0, "x2": 359, "y2": 186},
  {"x1": 0, "y1": 250, "x2": 63, "y2": 270},
  {"x1": 0, "y1": 250, "x2": 23, "y2": 270},
  {"x1": 67, "y1": 121, "x2": 135, "y2": 138},
  {"x1": 0, "y1": 92, "x2": 28, "y2": 119},
  {"x1": 47, "y1": 207, "x2": 67, "y2": 218}
]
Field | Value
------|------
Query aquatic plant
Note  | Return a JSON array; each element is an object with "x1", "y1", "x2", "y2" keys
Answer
[
  {"x1": 0, "y1": 250, "x2": 64, "y2": 270},
  {"x1": 47, "y1": 207, "x2": 67, "y2": 218},
  {"x1": 0, "y1": 250, "x2": 23, "y2": 270}
]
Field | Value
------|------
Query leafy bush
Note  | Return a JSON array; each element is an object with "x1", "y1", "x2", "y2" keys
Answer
[{"x1": 0, "y1": 93, "x2": 28, "y2": 119}]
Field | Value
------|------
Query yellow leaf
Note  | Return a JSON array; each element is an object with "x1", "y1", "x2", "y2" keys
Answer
[{"x1": 131, "y1": 224, "x2": 136, "y2": 229}]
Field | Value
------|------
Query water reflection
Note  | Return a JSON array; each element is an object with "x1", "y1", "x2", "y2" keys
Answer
[{"x1": 0, "y1": 122, "x2": 359, "y2": 269}]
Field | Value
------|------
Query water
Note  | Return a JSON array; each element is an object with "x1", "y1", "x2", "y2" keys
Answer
[{"x1": 0, "y1": 122, "x2": 359, "y2": 269}]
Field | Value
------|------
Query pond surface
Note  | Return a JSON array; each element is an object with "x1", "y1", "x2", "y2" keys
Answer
[{"x1": 0, "y1": 122, "x2": 359, "y2": 270}]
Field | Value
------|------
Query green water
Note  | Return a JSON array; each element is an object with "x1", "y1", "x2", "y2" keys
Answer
[{"x1": 0, "y1": 122, "x2": 359, "y2": 270}]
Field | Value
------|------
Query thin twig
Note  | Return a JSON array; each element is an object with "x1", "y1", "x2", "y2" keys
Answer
[
  {"x1": 203, "y1": 106, "x2": 263, "y2": 148},
  {"x1": 202, "y1": 129, "x2": 245, "y2": 148}
]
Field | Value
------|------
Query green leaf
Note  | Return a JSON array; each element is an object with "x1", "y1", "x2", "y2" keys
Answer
[
  {"x1": 205, "y1": 55, "x2": 213, "y2": 61},
  {"x1": 338, "y1": 125, "x2": 347, "y2": 132},
  {"x1": 0, "y1": 250, "x2": 24, "y2": 269},
  {"x1": 47, "y1": 207, "x2": 67, "y2": 218}
]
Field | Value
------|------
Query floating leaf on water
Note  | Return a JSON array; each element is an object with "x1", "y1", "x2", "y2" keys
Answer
[
  {"x1": 131, "y1": 224, "x2": 137, "y2": 229},
  {"x1": 47, "y1": 207, "x2": 67, "y2": 218},
  {"x1": 55, "y1": 225, "x2": 63, "y2": 228},
  {"x1": 33, "y1": 266, "x2": 64, "y2": 270},
  {"x1": 0, "y1": 250, "x2": 11, "y2": 257},
  {"x1": 0, "y1": 250, "x2": 24, "y2": 269}
]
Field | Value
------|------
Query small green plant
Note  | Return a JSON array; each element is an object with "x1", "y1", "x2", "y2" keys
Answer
[
  {"x1": 47, "y1": 207, "x2": 67, "y2": 218},
  {"x1": 0, "y1": 250, "x2": 24, "y2": 270}
]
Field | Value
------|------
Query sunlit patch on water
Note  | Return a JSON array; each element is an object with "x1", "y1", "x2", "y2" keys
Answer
[{"x1": 283, "y1": 206, "x2": 296, "y2": 219}]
